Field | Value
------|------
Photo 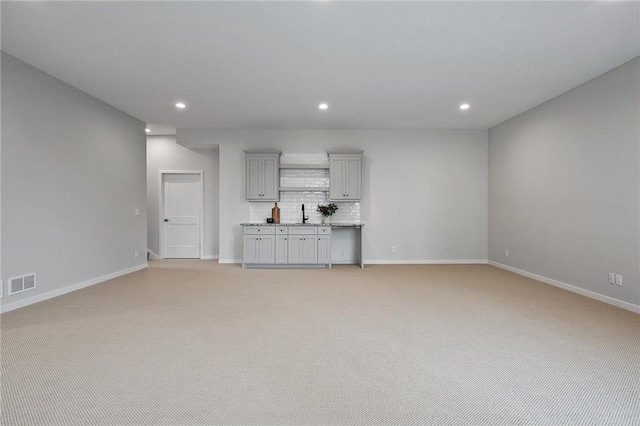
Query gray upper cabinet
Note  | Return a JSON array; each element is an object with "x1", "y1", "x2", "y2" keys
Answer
[
  {"x1": 244, "y1": 150, "x2": 281, "y2": 201},
  {"x1": 328, "y1": 151, "x2": 363, "y2": 201}
]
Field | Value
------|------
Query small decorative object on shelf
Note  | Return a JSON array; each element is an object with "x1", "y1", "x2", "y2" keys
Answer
[{"x1": 317, "y1": 203, "x2": 338, "y2": 224}]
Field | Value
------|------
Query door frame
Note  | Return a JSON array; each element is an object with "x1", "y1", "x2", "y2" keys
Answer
[{"x1": 159, "y1": 170, "x2": 205, "y2": 259}]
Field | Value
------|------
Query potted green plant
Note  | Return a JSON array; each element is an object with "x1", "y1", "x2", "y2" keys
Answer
[{"x1": 317, "y1": 203, "x2": 338, "y2": 224}]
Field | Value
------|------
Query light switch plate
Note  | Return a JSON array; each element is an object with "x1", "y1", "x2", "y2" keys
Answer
[{"x1": 135, "y1": 208, "x2": 140, "y2": 216}]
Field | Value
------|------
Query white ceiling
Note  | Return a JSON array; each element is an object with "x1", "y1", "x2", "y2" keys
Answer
[{"x1": 2, "y1": 1, "x2": 638, "y2": 130}]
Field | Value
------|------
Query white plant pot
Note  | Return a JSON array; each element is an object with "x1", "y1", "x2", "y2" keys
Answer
[{"x1": 322, "y1": 216, "x2": 331, "y2": 224}]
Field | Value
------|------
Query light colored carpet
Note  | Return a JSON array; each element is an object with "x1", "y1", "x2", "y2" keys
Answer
[{"x1": 1, "y1": 262, "x2": 638, "y2": 425}]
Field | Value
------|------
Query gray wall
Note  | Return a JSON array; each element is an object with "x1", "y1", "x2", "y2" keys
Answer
[
  {"x1": 146, "y1": 136, "x2": 219, "y2": 258},
  {"x1": 178, "y1": 129, "x2": 488, "y2": 264},
  {"x1": 1, "y1": 52, "x2": 147, "y2": 308},
  {"x1": 488, "y1": 57, "x2": 640, "y2": 307}
]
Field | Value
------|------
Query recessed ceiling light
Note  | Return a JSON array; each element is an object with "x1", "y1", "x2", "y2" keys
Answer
[
  {"x1": 175, "y1": 102, "x2": 186, "y2": 109},
  {"x1": 145, "y1": 128, "x2": 151, "y2": 133},
  {"x1": 459, "y1": 103, "x2": 470, "y2": 110},
  {"x1": 318, "y1": 103, "x2": 329, "y2": 110}
]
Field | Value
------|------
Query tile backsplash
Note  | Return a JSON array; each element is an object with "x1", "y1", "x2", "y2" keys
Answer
[
  {"x1": 280, "y1": 169, "x2": 329, "y2": 189},
  {"x1": 248, "y1": 153, "x2": 360, "y2": 224}
]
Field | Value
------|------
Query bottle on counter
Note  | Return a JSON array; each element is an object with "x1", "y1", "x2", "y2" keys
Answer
[{"x1": 271, "y1": 202, "x2": 280, "y2": 224}]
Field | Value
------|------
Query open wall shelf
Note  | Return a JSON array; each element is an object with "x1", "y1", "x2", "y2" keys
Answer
[
  {"x1": 279, "y1": 187, "x2": 329, "y2": 192},
  {"x1": 279, "y1": 164, "x2": 329, "y2": 170}
]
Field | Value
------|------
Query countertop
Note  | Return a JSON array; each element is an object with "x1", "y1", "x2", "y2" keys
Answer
[{"x1": 241, "y1": 223, "x2": 363, "y2": 227}]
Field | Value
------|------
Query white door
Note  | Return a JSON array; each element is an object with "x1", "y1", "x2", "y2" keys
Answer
[{"x1": 164, "y1": 174, "x2": 201, "y2": 258}]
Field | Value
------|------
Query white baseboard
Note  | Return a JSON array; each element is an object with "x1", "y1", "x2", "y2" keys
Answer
[
  {"x1": 221, "y1": 259, "x2": 487, "y2": 265},
  {"x1": 147, "y1": 249, "x2": 162, "y2": 260},
  {"x1": 0, "y1": 263, "x2": 148, "y2": 314},
  {"x1": 147, "y1": 250, "x2": 219, "y2": 261},
  {"x1": 488, "y1": 261, "x2": 639, "y2": 314},
  {"x1": 367, "y1": 259, "x2": 488, "y2": 265}
]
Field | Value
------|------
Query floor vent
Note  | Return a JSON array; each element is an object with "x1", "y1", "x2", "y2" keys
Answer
[{"x1": 8, "y1": 273, "x2": 37, "y2": 296}]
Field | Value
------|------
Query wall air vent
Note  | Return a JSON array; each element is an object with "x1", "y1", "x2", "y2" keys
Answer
[{"x1": 8, "y1": 273, "x2": 37, "y2": 296}]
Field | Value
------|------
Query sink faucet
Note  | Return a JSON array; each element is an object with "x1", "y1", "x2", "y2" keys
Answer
[{"x1": 302, "y1": 204, "x2": 309, "y2": 224}]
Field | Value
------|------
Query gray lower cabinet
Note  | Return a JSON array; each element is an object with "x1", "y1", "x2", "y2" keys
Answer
[
  {"x1": 317, "y1": 235, "x2": 331, "y2": 264},
  {"x1": 243, "y1": 235, "x2": 275, "y2": 264},
  {"x1": 242, "y1": 226, "x2": 276, "y2": 265},
  {"x1": 242, "y1": 225, "x2": 331, "y2": 268},
  {"x1": 288, "y1": 226, "x2": 318, "y2": 264},
  {"x1": 275, "y1": 235, "x2": 288, "y2": 263},
  {"x1": 288, "y1": 235, "x2": 317, "y2": 264}
]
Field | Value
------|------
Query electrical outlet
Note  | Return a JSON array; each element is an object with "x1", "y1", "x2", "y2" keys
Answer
[
  {"x1": 505, "y1": 249, "x2": 509, "y2": 257},
  {"x1": 391, "y1": 246, "x2": 397, "y2": 253},
  {"x1": 134, "y1": 250, "x2": 139, "y2": 258},
  {"x1": 134, "y1": 208, "x2": 140, "y2": 216},
  {"x1": 615, "y1": 274, "x2": 622, "y2": 286},
  {"x1": 608, "y1": 273, "x2": 616, "y2": 285}
]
